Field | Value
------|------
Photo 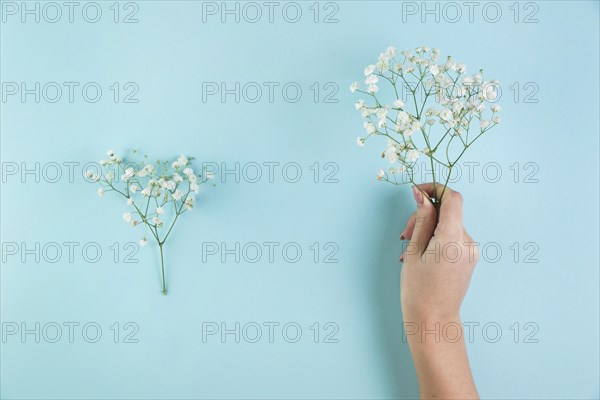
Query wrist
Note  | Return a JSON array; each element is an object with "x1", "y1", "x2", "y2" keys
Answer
[
  {"x1": 402, "y1": 315, "x2": 464, "y2": 346},
  {"x1": 403, "y1": 310, "x2": 461, "y2": 325}
]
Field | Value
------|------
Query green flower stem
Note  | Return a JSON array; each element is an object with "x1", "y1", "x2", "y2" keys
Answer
[{"x1": 159, "y1": 243, "x2": 167, "y2": 295}]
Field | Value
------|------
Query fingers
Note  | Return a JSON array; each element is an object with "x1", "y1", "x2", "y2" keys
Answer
[
  {"x1": 405, "y1": 186, "x2": 437, "y2": 263},
  {"x1": 415, "y1": 183, "x2": 464, "y2": 237},
  {"x1": 400, "y1": 213, "x2": 416, "y2": 241}
]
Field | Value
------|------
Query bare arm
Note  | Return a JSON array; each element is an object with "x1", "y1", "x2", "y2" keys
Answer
[{"x1": 400, "y1": 184, "x2": 479, "y2": 399}]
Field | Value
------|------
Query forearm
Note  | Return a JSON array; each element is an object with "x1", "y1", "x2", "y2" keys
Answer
[{"x1": 405, "y1": 318, "x2": 479, "y2": 400}]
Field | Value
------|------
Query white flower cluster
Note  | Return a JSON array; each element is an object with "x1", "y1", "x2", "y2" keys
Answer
[
  {"x1": 89, "y1": 149, "x2": 214, "y2": 294},
  {"x1": 351, "y1": 46, "x2": 501, "y2": 187},
  {"x1": 88, "y1": 149, "x2": 214, "y2": 246},
  {"x1": 86, "y1": 150, "x2": 213, "y2": 294}
]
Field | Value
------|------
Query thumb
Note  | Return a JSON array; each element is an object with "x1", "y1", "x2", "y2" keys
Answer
[{"x1": 405, "y1": 186, "x2": 437, "y2": 263}]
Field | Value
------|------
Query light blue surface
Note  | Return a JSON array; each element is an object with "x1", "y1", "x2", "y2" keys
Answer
[{"x1": 1, "y1": 1, "x2": 599, "y2": 399}]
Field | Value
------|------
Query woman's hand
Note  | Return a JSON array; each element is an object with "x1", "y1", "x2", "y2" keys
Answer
[
  {"x1": 400, "y1": 183, "x2": 479, "y2": 323},
  {"x1": 399, "y1": 183, "x2": 480, "y2": 400}
]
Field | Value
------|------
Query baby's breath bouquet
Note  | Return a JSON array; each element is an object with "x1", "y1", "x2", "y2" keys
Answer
[
  {"x1": 87, "y1": 149, "x2": 213, "y2": 294},
  {"x1": 351, "y1": 46, "x2": 501, "y2": 210}
]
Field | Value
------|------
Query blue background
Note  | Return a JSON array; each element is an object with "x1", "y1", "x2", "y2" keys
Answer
[{"x1": 1, "y1": 1, "x2": 599, "y2": 399}]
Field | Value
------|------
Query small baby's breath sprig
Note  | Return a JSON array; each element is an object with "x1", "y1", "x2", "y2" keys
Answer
[
  {"x1": 88, "y1": 149, "x2": 214, "y2": 295},
  {"x1": 351, "y1": 46, "x2": 501, "y2": 210}
]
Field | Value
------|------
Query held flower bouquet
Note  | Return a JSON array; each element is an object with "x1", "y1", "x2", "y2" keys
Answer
[
  {"x1": 351, "y1": 46, "x2": 501, "y2": 210},
  {"x1": 88, "y1": 149, "x2": 213, "y2": 294}
]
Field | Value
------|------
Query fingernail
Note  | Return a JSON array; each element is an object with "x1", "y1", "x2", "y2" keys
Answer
[
  {"x1": 412, "y1": 186, "x2": 423, "y2": 205},
  {"x1": 400, "y1": 234, "x2": 405, "y2": 240}
]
